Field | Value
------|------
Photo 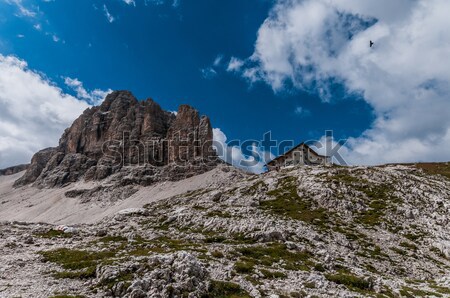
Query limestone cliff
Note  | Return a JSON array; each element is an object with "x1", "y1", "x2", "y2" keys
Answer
[{"x1": 14, "y1": 91, "x2": 218, "y2": 188}]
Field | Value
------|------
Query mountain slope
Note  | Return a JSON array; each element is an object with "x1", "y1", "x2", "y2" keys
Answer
[{"x1": 1, "y1": 163, "x2": 450, "y2": 297}]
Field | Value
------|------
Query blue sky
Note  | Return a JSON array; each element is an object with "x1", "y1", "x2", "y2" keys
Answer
[{"x1": 0, "y1": 0, "x2": 449, "y2": 170}]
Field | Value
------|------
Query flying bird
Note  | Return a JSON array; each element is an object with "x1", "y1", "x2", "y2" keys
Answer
[{"x1": 370, "y1": 40, "x2": 374, "y2": 48}]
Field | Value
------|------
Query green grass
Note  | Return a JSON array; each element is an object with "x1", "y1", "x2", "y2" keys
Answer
[
  {"x1": 234, "y1": 261, "x2": 255, "y2": 273},
  {"x1": 404, "y1": 233, "x2": 425, "y2": 242},
  {"x1": 325, "y1": 272, "x2": 373, "y2": 292},
  {"x1": 303, "y1": 281, "x2": 316, "y2": 288},
  {"x1": 40, "y1": 248, "x2": 115, "y2": 271},
  {"x1": 400, "y1": 242, "x2": 418, "y2": 251},
  {"x1": 331, "y1": 173, "x2": 362, "y2": 184},
  {"x1": 202, "y1": 280, "x2": 251, "y2": 298},
  {"x1": 357, "y1": 199, "x2": 389, "y2": 226},
  {"x1": 206, "y1": 210, "x2": 233, "y2": 218},
  {"x1": 225, "y1": 233, "x2": 257, "y2": 244},
  {"x1": 329, "y1": 171, "x2": 399, "y2": 227},
  {"x1": 211, "y1": 250, "x2": 224, "y2": 258},
  {"x1": 355, "y1": 183, "x2": 395, "y2": 226},
  {"x1": 35, "y1": 229, "x2": 72, "y2": 239},
  {"x1": 52, "y1": 267, "x2": 97, "y2": 279},
  {"x1": 430, "y1": 247, "x2": 448, "y2": 259},
  {"x1": 98, "y1": 235, "x2": 128, "y2": 243},
  {"x1": 333, "y1": 225, "x2": 367, "y2": 242},
  {"x1": 415, "y1": 162, "x2": 450, "y2": 180},
  {"x1": 261, "y1": 176, "x2": 329, "y2": 226},
  {"x1": 400, "y1": 286, "x2": 442, "y2": 297},
  {"x1": 390, "y1": 247, "x2": 408, "y2": 256},
  {"x1": 156, "y1": 236, "x2": 203, "y2": 251},
  {"x1": 259, "y1": 269, "x2": 287, "y2": 279},
  {"x1": 244, "y1": 181, "x2": 268, "y2": 196},
  {"x1": 98, "y1": 271, "x2": 134, "y2": 290},
  {"x1": 429, "y1": 284, "x2": 450, "y2": 294},
  {"x1": 313, "y1": 263, "x2": 326, "y2": 272},
  {"x1": 205, "y1": 235, "x2": 227, "y2": 243},
  {"x1": 237, "y1": 243, "x2": 314, "y2": 271}
]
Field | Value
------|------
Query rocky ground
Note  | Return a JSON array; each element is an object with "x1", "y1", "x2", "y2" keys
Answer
[{"x1": 1, "y1": 163, "x2": 450, "y2": 298}]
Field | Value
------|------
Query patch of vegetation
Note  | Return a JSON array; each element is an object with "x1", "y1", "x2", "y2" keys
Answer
[
  {"x1": 330, "y1": 173, "x2": 363, "y2": 184},
  {"x1": 98, "y1": 271, "x2": 134, "y2": 290},
  {"x1": 400, "y1": 242, "x2": 418, "y2": 251},
  {"x1": 378, "y1": 286, "x2": 397, "y2": 298},
  {"x1": 237, "y1": 243, "x2": 314, "y2": 271},
  {"x1": 364, "y1": 264, "x2": 379, "y2": 273},
  {"x1": 40, "y1": 248, "x2": 115, "y2": 271},
  {"x1": 303, "y1": 281, "x2": 316, "y2": 289},
  {"x1": 430, "y1": 247, "x2": 448, "y2": 259},
  {"x1": 325, "y1": 272, "x2": 373, "y2": 292},
  {"x1": 244, "y1": 181, "x2": 268, "y2": 196},
  {"x1": 98, "y1": 235, "x2": 128, "y2": 243},
  {"x1": 261, "y1": 176, "x2": 329, "y2": 226},
  {"x1": 206, "y1": 210, "x2": 233, "y2": 218},
  {"x1": 390, "y1": 247, "x2": 408, "y2": 256},
  {"x1": 357, "y1": 198, "x2": 389, "y2": 226},
  {"x1": 205, "y1": 235, "x2": 227, "y2": 243},
  {"x1": 415, "y1": 162, "x2": 450, "y2": 180},
  {"x1": 52, "y1": 267, "x2": 97, "y2": 279},
  {"x1": 404, "y1": 232, "x2": 425, "y2": 242},
  {"x1": 364, "y1": 245, "x2": 390, "y2": 261},
  {"x1": 182, "y1": 188, "x2": 213, "y2": 199},
  {"x1": 154, "y1": 236, "x2": 205, "y2": 253},
  {"x1": 226, "y1": 233, "x2": 257, "y2": 244},
  {"x1": 400, "y1": 286, "x2": 442, "y2": 297},
  {"x1": 234, "y1": 261, "x2": 255, "y2": 273},
  {"x1": 333, "y1": 225, "x2": 367, "y2": 242},
  {"x1": 259, "y1": 269, "x2": 287, "y2": 279},
  {"x1": 211, "y1": 250, "x2": 224, "y2": 258},
  {"x1": 202, "y1": 280, "x2": 251, "y2": 298},
  {"x1": 330, "y1": 170, "x2": 400, "y2": 227},
  {"x1": 35, "y1": 229, "x2": 72, "y2": 239},
  {"x1": 193, "y1": 205, "x2": 207, "y2": 211},
  {"x1": 429, "y1": 284, "x2": 450, "y2": 294},
  {"x1": 313, "y1": 263, "x2": 326, "y2": 272}
]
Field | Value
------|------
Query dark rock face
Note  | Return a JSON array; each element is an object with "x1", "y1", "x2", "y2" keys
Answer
[
  {"x1": 14, "y1": 91, "x2": 218, "y2": 188},
  {"x1": 0, "y1": 164, "x2": 29, "y2": 176},
  {"x1": 13, "y1": 148, "x2": 56, "y2": 186}
]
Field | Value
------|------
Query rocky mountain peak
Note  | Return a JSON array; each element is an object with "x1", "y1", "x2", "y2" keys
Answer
[{"x1": 14, "y1": 91, "x2": 218, "y2": 188}]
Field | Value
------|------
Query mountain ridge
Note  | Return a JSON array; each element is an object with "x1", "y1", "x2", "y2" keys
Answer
[{"x1": 14, "y1": 91, "x2": 219, "y2": 188}]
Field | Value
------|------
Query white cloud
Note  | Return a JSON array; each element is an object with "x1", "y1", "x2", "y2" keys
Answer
[
  {"x1": 294, "y1": 106, "x2": 311, "y2": 117},
  {"x1": 5, "y1": 0, "x2": 36, "y2": 18},
  {"x1": 172, "y1": 0, "x2": 180, "y2": 8},
  {"x1": 200, "y1": 67, "x2": 217, "y2": 80},
  {"x1": 213, "y1": 54, "x2": 223, "y2": 67},
  {"x1": 144, "y1": 0, "x2": 164, "y2": 6},
  {"x1": 0, "y1": 55, "x2": 93, "y2": 169},
  {"x1": 33, "y1": 23, "x2": 42, "y2": 31},
  {"x1": 64, "y1": 77, "x2": 112, "y2": 106},
  {"x1": 123, "y1": 0, "x2": 136, "y2": 6},
  {"x1": 236, "y1": 0, "x2": 450, "y2": 165},
  {"x1": 200, "y1": 55, "x2": 226, "y2": 80},
  {"x1": 213, "y1": 128, "x2": 273, "y2": 174},
  {"x1": 17, "y1": 34, "x2": 25, "y2": 38},
  {"x1": 52, "y1": 35, "x2": 59, "y2": 43},
  {"x1": 103, "y1": 4, "x2": 115, "y2": 23},
  {"x1": 227, "y1": 57, "x2": 244, "y2": 72}
]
